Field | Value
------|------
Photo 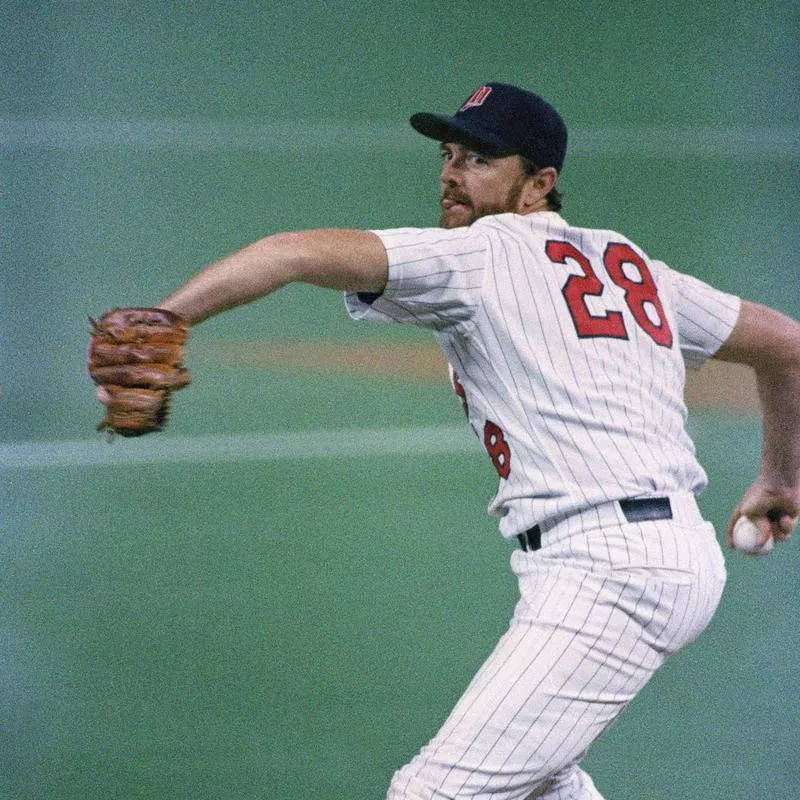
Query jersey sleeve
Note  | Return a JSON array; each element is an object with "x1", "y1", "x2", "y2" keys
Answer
[
  {"x1": 669, "y1": 267, "x2": 742, "y2": 368},
  {"x1": 344, "y1": 226, "x2": 489, "y2": 331}
]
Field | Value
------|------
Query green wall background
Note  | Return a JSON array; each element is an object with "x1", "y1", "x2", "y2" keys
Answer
[{"x1": 3, "y1": 2, "x2": 799, "y2": 798}]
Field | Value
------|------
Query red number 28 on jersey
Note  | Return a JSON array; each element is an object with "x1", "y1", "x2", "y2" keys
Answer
[{"x1": 545, "y1": 240, "x2": 673, "y2": 347}]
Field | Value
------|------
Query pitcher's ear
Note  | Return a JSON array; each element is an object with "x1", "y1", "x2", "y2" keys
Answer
[{"x1": 520, "y1": 167, "x2": 558, "y2": 210}]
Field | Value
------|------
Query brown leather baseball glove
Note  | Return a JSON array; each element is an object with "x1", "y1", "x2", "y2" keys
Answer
[{"x1": 88, "y1": 308, "x2": 190, "y2": 437}]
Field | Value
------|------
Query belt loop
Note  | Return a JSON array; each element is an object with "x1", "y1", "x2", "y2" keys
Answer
[
  {"x1": 619, "y1": 497, "x2": 673, "y2": 523},
  {"x1": 517, "y1": 525, "x2": 542, "y2": 552}
]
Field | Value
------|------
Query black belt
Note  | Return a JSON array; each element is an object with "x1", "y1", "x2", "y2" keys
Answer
[{"x1": 517, "y1": 497, "x2": 673, "y2": 552}]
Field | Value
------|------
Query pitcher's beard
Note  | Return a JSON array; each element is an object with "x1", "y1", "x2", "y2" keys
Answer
[
  {"x1": 439, "y1": 202, "x2": 475, "y2": 228},
  {"x1": 439, "y1": 180, "x2": 527, "y2": 228}
]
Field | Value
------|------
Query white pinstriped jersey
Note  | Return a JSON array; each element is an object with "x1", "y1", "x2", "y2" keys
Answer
[{"x1": 346, "y1": 212, "x2": 740, "y2": 539}]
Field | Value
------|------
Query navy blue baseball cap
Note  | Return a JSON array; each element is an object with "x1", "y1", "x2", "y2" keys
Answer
[{"x1": 410, "y1": 83, "x2": 567, "y2": 171}]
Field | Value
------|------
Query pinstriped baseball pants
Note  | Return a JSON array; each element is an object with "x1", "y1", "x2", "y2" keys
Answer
[{"x1": 386, "y1": 496, "x2": 726, "y2": 799}]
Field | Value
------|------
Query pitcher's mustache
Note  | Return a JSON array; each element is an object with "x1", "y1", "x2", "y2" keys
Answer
[{"x1": 442, "y1": 192, "x2": 471, "y2": 204}]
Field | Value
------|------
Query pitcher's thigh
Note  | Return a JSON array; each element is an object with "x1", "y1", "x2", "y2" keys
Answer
[{"x1": 387, "y1": 575, "x2": 663, "y2": 799}]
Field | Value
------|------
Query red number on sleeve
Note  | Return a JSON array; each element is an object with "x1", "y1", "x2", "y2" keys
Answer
[
  {"x1": 451, "y1": 369, "x2": 469, "y2": 416},
  {"x1": 483, "y1": 420, "x2": 511, "y2": 479}
]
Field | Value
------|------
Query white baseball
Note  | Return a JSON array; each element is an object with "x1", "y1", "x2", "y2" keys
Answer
[{"x1": 732, "y1": 516, "x2": 774, "y2": 555}]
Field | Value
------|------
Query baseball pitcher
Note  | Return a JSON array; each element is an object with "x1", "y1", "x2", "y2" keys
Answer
[{"x1": 88, "y1": 83, "x2": 800, "y2": 799}]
